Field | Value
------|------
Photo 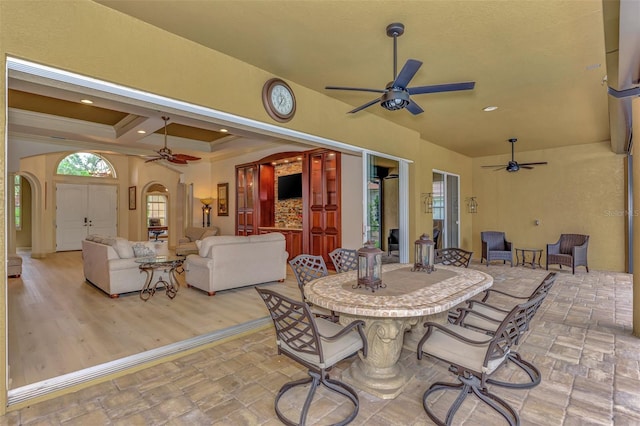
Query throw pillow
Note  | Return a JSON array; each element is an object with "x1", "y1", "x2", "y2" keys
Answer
[
  {"x1": 201, "y1": 229, "x2": 218, "y2": 239},
  {"x1": 131, "y1": 242, "x2": 156, "y2": 258},
  {"x1": 113, "y1": 238, "x2": 134, "y2": 259}
]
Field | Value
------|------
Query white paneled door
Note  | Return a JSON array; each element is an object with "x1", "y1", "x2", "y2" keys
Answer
[{"x1": 56, "y1": 184, "x2": 117, "y2": 251}]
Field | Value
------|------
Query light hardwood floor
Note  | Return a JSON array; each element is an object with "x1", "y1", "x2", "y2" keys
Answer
[{"x1": 7, "y1": 249, "x2": 301, "y2": 389}]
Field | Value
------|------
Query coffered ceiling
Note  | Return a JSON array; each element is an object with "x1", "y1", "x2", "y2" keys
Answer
[{"x1": 8, "y1": 1, "x2": 640, "y2": 160}]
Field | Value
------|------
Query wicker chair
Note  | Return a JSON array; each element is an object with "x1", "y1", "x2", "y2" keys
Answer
[
  {"x1": 329, "y1": 248, "x2": 358, "y2": 273},
  {"x1": 480, "y1": 231, "x2": 513, "y2": 267},
  {"x1": 452, "y1": 272, "x2": 557, "y2": 389},
  {"x1": 418, "y1": 292, "x2": 547, "y2": 426},
  {"x1": 288, "y1": 254, "x2": 338, "y2": 321},
  {"x1": 434, "y1": 248, "x2": 473, "y2": 268},
  {"x1": 546, "y1": 234, "x2": 589, "y2": 274},
  {"x1": 256, "y1": 287, "x2": 367, "y2": 426},
  {"x1": 387, "y1": 228, "x2": 399, "y2": 255}
]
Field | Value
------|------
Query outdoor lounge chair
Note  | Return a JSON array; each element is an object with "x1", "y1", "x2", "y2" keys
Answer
[
  {"x1": 481, "y1": 231, "x2": 513, "y2": 267},
  {"x1": 546, "y1": 234, "x2": 589, "y2": 274}
]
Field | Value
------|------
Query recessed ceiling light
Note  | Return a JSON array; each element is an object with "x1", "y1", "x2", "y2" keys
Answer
[
  {"x1": 137, "y1": 130, "x2": 146, "y2": 134},
  {"x1": 482, "y1": 106, "x2": 498, "y2": 112},
  {"x1": 220, "y1": 128, "x2": 228, "y2": 133},
  {"x1": 80, "y1": 99, "x2": 93, "y2": 104}
]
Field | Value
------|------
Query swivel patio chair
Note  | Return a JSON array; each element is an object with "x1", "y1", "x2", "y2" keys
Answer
[
  {"x1": 289, "y1": 254, "x2": 338, "y2": 321},
  {"x1": 481, "y1": 231, "x2": 513, "y2": 267},
  {"x1": 452, "y1": 272, "x2": 557, "y2": 389},
  {"x1": 417, "y1": 293, "x2": 547, "y2": 426},
  {"x1": 329, "y1": 248, "x2": 358, "y2": 273},
  {"x1": 256, "y1": 287, "x2": 367, "y2": 426},
  {"x1": 434, "y1": 248, "x2": 473, "y2": 268},
  {"x1": 546, "y1": 234, "x2": 589, "y2": 274}
]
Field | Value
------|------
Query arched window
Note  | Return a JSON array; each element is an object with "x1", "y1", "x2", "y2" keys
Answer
[{"x1": 56, "y1": 152, "x2": 115, "y2": 177}]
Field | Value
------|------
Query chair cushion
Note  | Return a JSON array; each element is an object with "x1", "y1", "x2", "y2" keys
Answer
[
  {"x1": 278, "y1": 318, "x2": 364, "y2": 369},
  {"x1": 420, "y1": 323, "x2": 508, "y2": 374}
]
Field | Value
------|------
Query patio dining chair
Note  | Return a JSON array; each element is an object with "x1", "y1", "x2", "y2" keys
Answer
[
  {"x1": 289, "y1": 254, "x2": 338, "y2": 321},
  {"x1": 256, "y1": 287, "x2": 367, "y2": 426},
  {"x1": 329, "y1": 248, "x2": 358, "y2": 273},
  {"x1": 451, "y1": 272, "x2": 557, "y2": 389},
  {"x1": 434, "y1": 248, "x2": 473, "y2": 268},
  {"x1": 417, "y1": 293, "x2": 547, "y2": 426}
]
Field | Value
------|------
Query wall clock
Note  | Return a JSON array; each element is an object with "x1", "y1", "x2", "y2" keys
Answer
[{"x1": 262, "y1": 78, "x2": 296, "y2": 123}]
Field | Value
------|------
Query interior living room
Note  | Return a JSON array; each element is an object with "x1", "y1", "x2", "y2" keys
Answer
[{"x1": 1, "y1": 0, "x2": 640, "y2": 423}]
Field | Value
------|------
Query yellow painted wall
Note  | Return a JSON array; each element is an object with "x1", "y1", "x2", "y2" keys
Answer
[{"x1": 471, "y1": 142, "x2": 625, "y2": 272}]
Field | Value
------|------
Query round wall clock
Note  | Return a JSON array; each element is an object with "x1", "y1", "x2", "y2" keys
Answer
[{"x1": 262, "y1": 78, "x2": 296, "y2": 123}]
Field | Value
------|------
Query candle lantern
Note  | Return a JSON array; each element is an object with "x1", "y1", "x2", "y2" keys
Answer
[
  {"x1": 412, "y1": 233, "x2": 435, "y2": 273},
  {"x1": 356, "y1": 241, "x2": 385, "y2": 292}
]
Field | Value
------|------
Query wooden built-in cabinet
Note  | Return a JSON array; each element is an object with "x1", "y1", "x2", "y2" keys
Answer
[
  {"x1": 258, "y1": 227, "x2": 302, "y2": 261},
  {"x1": 236, "y1": 149, "x2": 341, "y2": 266}
]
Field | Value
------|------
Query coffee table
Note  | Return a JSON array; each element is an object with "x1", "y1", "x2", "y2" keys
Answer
[
  {"x1": 515, "y1": 248, "x2": 543, "y2": 269},
  {"x1": 135, "y1": 255, "x2": 184, "y2": 301}
]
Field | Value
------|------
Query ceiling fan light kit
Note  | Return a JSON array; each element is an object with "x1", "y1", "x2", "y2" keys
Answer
[
  {"x1": 481, "y1": 138, "x2": 548, "y2": 172},
  {"x1": 326, "y1": 22, "x2": 475, "y2": 115}
]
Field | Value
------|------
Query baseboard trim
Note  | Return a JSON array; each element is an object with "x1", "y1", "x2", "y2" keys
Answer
[{"x1": 7, "y1": 316, "x2": 271, "y2": 406}]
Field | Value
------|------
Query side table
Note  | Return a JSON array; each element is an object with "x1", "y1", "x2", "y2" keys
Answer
[
  {"x1": 135, "y1": 255, "x2": 184, "y2": 301},
  {"x1": 515, "y1": 248, "x2": 543, "y2": 269}
]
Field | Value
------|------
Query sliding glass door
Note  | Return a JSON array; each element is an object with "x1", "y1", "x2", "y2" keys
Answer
[{"x1": 432, "y1": 171, "x2": 460, "y2": 249}]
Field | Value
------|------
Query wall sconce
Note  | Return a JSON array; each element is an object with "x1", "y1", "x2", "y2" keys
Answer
[
  {"x1": 466, "y1": 196, "x2": 478, "y2": 214},
  {"x1": 421, "y1": 193, "x2": 433, "y2": 214},
  {"x1": 201, "y1": 197, "x2": 214, "y2": 227}
]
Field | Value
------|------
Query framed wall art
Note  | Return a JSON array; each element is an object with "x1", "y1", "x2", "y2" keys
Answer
[
  {"x1": 128, "y1": 186, "x2": 136, "y2": 210},
  {"x1": 217, "y1": 183, "x2": 229, "y2": 216}
]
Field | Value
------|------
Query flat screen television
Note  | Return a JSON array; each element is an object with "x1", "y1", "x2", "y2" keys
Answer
[{"x1": 278, "y1": 173, "x2": 302, "y2": 200}]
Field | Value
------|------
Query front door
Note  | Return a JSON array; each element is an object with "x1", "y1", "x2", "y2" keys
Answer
[{"x1": 56, "y1": 183, "x2": 117, "y2": 251}]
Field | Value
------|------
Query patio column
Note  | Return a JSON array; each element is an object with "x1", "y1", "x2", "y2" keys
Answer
[{"x1": 633, "y1": 96, "x2": 640, "y2": 338}]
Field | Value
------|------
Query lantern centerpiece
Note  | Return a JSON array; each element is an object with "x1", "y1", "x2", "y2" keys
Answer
[
  {"x1": 355, "y1": 241, "x2": 385, "y2": 292},
  {"x1": 412, "y1": 233, "x2": 436, "y2": 273}
]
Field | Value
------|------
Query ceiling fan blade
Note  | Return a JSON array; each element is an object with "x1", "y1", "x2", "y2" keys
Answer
[
  {"x1": 348, "y1": 97, "x2": 382, "y2": 114},
  {"x1": 168, "y1": 157, "x2": 189, "y2": 165},
  {"x1": 520, "y1": 165, "x2": 535, "y2": 169},
  {"x1": 173, "y1": 153, "x2": 202, "y2": 161},
  {"x1": 405, "y1": 99, "x2": 424, "y2": 115},
  {"x1": 408, "y1": 81, "x2": 476, "y2": 95},
  {"x1": 392, "y1": 59, "x2": 422, "y2": 88},
  {"x1": 518, "y1": 162, "x2": 548, "y2": 166},
  {"x1": 481, "y1": 164, "x2": 506, "y2": 168},
  {"x1": 325, "y1": 86, "x2": 386, "y2": 94},
  {"x1": 144, "y1": 157, "x2": 162, "y2": 163}
]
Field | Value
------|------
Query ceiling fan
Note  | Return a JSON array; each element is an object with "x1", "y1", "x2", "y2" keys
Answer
[
  {"x1": 144, "y1": 116, "x2": 201, "y2": 165},
  {"x1": 325, "y1": 23, "x2": 475, "y2": 115},
  {"x1": 482, "y1": 138, "x2": 548, "y2": 172}
]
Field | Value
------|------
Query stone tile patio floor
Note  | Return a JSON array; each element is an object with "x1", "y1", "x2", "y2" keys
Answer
[{"x1": 3, "y1": 263, "x2": 639, "y2": 425}]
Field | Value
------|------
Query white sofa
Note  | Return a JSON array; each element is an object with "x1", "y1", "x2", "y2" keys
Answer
[
  {"x1": 184, "y1": 233, "x2": 288, "y2": 296},
  {"x1": 82, "y1": 235, "x2": 169, "y2": 298}
]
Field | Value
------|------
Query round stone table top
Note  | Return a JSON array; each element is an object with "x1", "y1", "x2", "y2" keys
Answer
[{"x1": 305, "y1": 263, "x2": 493, "y2": 318}]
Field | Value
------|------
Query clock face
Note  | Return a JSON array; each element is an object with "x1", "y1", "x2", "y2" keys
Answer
[
  {"x1": 271, "y1": 84, "x2": 294, "y2": 115},
  {"x1": 262, "y1": 78, "x2": 296, "y2": 122}
]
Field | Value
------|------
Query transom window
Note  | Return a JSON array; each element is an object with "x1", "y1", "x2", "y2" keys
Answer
[{"x1": 56, "y1": 152, "x2": 115, "y2": 177}]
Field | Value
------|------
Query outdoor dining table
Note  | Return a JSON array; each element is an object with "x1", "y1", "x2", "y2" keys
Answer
[{"x1": 305, "y1": 263, "x2": 493, "y2": 399}]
